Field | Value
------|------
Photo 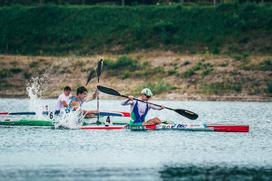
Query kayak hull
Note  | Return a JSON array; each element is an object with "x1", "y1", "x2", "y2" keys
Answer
[
  {"x1": 206, "y1": 125, "x2": 249, "y2": 132},
  {"x1": 0, "y1": 119, "x2": 53, "y2": 126},
  {"x1": 0, "y1": 111, "x2": 131, "y2": 126},
  {"x1": 80, "y1": 124, "x2": 249, "y2": 133},
  {"x1": 0, "y1": 111, "x2": 249, "y2": 132},
  {"x1": 80, "y1": 125, "x2": 126, "y2": 130},
  {"x1": 0, "y1": 120, "x2": 249, "y2": 132},
  {"x1": 0, "y1": 118, "x2": 128, "y2": 127}
]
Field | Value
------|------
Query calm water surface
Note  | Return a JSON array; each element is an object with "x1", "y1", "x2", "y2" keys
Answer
[{"x1": 0, "y1": 99, "x2": 271, "y2": 180}]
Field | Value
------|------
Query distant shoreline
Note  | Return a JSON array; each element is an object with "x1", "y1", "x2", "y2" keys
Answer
[
  {"x1": 0, "y1": 95, "x2": 271, "y2": 102},
  {"x1": 0, "y1": 53, "x2": 271, "y2": 101}
]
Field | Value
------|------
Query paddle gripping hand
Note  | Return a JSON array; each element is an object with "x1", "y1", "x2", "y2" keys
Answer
[
  {"x1": 92, "y1": 89, "x2": 98, "y2": 99},
  {"x1": 160, "y1": 105, "x2": 165, "y2": 110},
  {"x1": 97, "y1": 85, "x2": 198, "y2": 120},
  {"x1": 128, "y1": 95, "x2": 134, "y2": 100}
]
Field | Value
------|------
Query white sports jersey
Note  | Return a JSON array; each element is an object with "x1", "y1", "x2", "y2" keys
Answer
[
  {"x1": 55, "y1": 93, "x2": 71, "y2": 111},
  {"x1": 121, "y1": 99, "x2": 161, "y2": 116}
]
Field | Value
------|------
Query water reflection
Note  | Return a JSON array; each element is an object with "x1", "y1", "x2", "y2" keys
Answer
[
  {"x1": 1, "y1": 165, "x2": 272, "y2": 181},
  {"x1": 159, "y1": 164, "x2": 272, "y2": 180}
]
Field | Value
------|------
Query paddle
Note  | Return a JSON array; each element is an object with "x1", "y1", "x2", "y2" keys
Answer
[
  {"x1": 96, "y1": 59, "x2": 103, "y2": 123},
  {"x1": 97, "y1": 85, "x2": 198, "y2": 120},
  {"x1": 96, "y1": 59, "x2": 103, "y2": 83},
  {"x1": 85, "y1": 69, "x2": 96, "y2": 86},
  {"x1": 0, "y1": 112, "x2": 36, "y2": 116}
]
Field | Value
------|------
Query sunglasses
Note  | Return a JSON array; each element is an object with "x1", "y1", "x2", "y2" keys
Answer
[{"x1": 144, "y1": 94, "x2": 151, "y2": 99}]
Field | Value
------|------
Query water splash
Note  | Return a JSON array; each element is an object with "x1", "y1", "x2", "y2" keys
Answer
[
  {"x1": 54, "y1": 109, "x2": 84, "y2": 129},
  {"x1": 26, "y1": 76, "x2": 47, "y2": 119}
]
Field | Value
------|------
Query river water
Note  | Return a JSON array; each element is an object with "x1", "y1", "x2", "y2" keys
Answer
[{"x1": 0, "y1": 99, "x2": 271, "y2": 181}]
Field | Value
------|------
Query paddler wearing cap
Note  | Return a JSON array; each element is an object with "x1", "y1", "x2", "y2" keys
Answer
[{"x1": 121, "y1": 88, "x2": 165, "y2": 126}]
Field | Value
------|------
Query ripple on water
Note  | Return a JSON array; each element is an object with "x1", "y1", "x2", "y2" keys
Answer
[{"x1": 0, "y1": 99, "x2": 272, "y2": 180}]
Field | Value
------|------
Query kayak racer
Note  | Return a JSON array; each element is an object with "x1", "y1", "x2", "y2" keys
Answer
[
  {"x1": 66, "y1": 86, "x2": 97, "y2": 118},
  {"x1": 55, "y1": 86, "x2": 72, "y2": 115},
  {"x1": 121, "y1": 88, "x2": 164, "y2": 126}
]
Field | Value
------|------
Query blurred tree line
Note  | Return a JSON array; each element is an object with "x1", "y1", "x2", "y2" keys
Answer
[{"x1": 0, "y1": 0, "x2": 270, "y2": 6}]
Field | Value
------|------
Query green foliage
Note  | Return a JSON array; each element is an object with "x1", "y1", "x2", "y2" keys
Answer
[
  {"x1": 201, "y1": 62, "x2": 213, "y2": 77},
  {"x1": 193, "y1": 62, "x2": 203, "y2": 71},
  {"x1": 10, "y1": 61, "x2": 18, "y2": 66},
  {"x1": 29, "y1": 61, "x2": 39, "y2": 68},
  {"x1": 147, "y1": 67, "x2": 165, "y2": 75},
  {"x1": 183, "y1": 60, "x2": 191, "y2": 66},
  {"x1": 267, "y1": 80, "x2": 272, "y2": 94},
  {"x1": 152, "y1": 20, "x2": 177, "y2": 44},
  {"x1": 240, "y1": 59, "x2": 272, "y2": 71},
  {"x1": 104, "y1": 56, "x2": 141, "y2": 79},
  {"x1": 219, "y1": 62, "x2": 228, "y2": 67},
  {"x1": 249, "y1": 87, "x2": 261, "y2": 95},
  {"x1": 183, "y1": 62, "x2": 213, "y2": 78},
  {"x1": 232, "y1": 55, "x2": 242, "y2": 61},
  {"x1": 167, "y1": 69, "x2": 178, "y2": 76},
  {"x1": 183, "y1": 62, "x2": 202, "y2": 78},
  {"x1": 0, "y1": 4, "x2": 271, "y2": 55},
  {"x1": 23, "y1": 71, "x2": 32, "y2": 79},
  {"x1": 0, "y1": 69, "x2": 12, "y2": 78},
  {"x1": 200, "y1": 82, "x2": 242, "y2": 95},
  {"x1": 259, "y1": 59, "x2": 272, "y2": 71},
  {"x1": 231, "y1": 53, "x2": 249, "y2": 61},
  {"x1": 104, "y1": 56, "x2": 167, "y2": 79},
  {"x1": 0, "y1": 81, "x2": 12, "y2": 88},
  {"x1": 231, "y1": 83, "x2": 242, "y2": 92},
  {"x1": 0, "y1": 68, "x2": 23, "y2": 78},
  {"x1": 121, "y1": 72, "x2": 130, "y2": 80},
  {"x1": 200, "y1": 82, "x2": 224, "y2": 94},
  {"x1": 104, "y1": 56, "x2": 139, "y2": 70},
  {"x1": 201, "y1": 68, "x2": 212, "y2": 77},
  {"x1": 183, "y1": 68, "x2": 195, "y2": 78},
  {"x1": 9, "y1": 67, "x2": 23, "y2": 74}
]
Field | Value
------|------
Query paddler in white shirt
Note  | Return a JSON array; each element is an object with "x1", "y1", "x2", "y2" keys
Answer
[
  {"x1": 55, "y1": 86, "x2": 72, "y2": 115},
  {"x1": 121, "y1": 88, "x2": 164, "y2": 126}
]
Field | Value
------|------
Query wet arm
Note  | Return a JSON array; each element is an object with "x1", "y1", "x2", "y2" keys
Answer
[
  {"x1": 70, "y1": 100, "x2": 80, "y2": 110},
  {"x1": 149, "y1": 104, "x2": 164, "y2": 110},
  {"x1": 121, "y1": 99, "x2": 134, "y2": 106},
  {"x1": 61, "y1": 100, "x2": 68, "y2": 107},
  {"x1": 86, "y1": 90, "x2": 97, "y2": 102}
]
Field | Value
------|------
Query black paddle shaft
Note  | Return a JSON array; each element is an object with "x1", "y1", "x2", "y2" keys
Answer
[
  {"x1": 96, "y1": 59, "x2": 103, "y2": 123},
  {"x1": 97, "y1": 85, "x2": 198, "y2": 120},
  {"x1": 125, "y1": 96, "x2": 198, "y2": 120}
]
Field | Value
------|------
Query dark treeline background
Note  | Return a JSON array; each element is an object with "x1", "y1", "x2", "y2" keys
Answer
[
  {"x1": 1, "y1": 4, "x2": 271, "y2": 55},
  {"x1": 0, "y1": 0, "x2": 270, "y2": 6}
]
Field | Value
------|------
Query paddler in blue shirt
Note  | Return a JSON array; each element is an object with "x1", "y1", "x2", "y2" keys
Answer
[
  {"x1": 121, "y1": 88, "x2": 164, "y2": 126},
  {"x1": 67, "y1": 86, "x2": 97, "y2": 118}
]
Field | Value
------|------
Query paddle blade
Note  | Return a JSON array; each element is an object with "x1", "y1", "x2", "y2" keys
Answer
[
  {"x1": 175, "y1": 109, "x2": 198, "y2": 120},
  {"x1": 86, "y1": 69, "x2": 96, "y2": 86},
  {"x1": 96, "y1": 59, "x2": 103, "y2": 79},
  {"x1": 97, "y1": 85, "x2": 121, "y2": 97}
]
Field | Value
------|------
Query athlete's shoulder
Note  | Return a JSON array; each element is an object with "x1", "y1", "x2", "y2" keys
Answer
[{"x1": 70, "y1": 96, "x2": 77, "y2": 100}]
